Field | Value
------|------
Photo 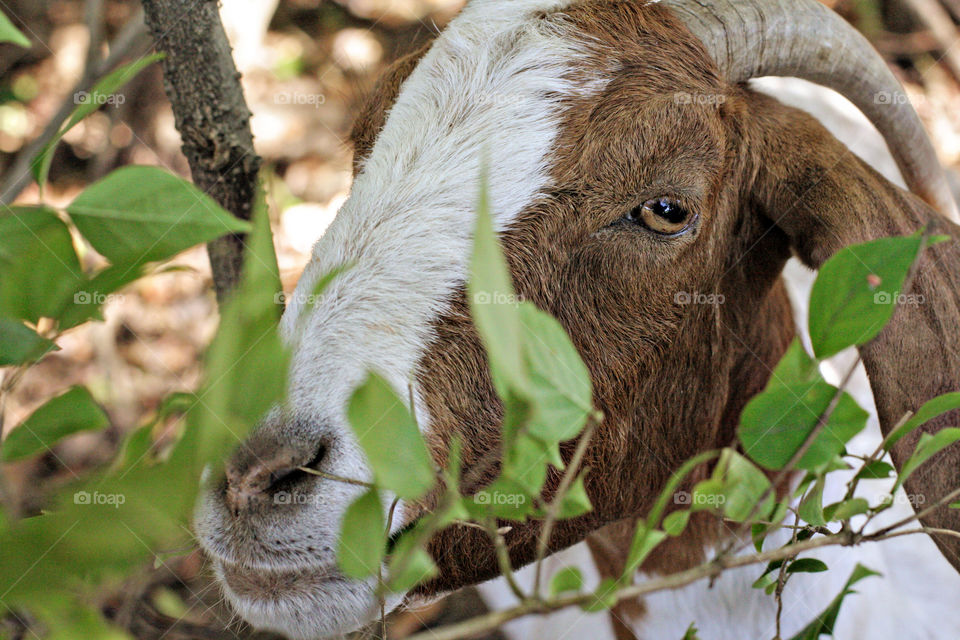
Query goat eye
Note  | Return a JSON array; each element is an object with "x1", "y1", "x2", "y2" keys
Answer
[{"x1": 625, "y1": 197, "x2": 696, "y2": 236}]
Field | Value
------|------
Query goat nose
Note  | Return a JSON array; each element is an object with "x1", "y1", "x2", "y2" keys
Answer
[{"x1": 224, "y1": 444, "x2": 321, "y2": 515}]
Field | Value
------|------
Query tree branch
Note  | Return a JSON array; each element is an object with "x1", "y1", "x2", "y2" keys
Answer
[
  {"x1": 140, "y1": 0, "x2": 261, "y2": 303},
  {"x1": 0, "y1": 8, "x2": 150, "y2": 206}
]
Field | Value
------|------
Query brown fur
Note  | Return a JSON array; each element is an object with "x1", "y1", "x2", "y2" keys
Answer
[{"x1": 343, "y1": 0, "x2": 960, "y2": 619}]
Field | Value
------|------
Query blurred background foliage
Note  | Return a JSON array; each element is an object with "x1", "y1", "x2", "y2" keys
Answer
[{"x1": 1, "y1": 0, "x2": 960, "y2": 638}]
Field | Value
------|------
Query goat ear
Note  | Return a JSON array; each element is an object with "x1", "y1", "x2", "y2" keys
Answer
[{"x1": 745, "y1": 90, "x2": 960, "y2": 570}]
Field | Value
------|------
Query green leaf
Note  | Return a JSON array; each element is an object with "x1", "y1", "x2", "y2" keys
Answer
[
  {"x1": 682, "y1": 623, "x2": 702, "y2": 640},
  {"x1": 767, "y1": 339, "x2": 820, "y2": 392},
  {"x1": 464, "y1": 476, "x2": 537, "y2": 521},
  {"x1": 663, "y1": 510, "x2": 691, "y2": 537},
  {"x1": 66, "y1": 166, "x2": 251, "y2": 266},
  {"x1": 823, "y1": 497, "x2": 869, "y2": 522},
  {"x1": 518, "y1": 302, "x2": 593, "y2": 442},
  {"x1": 112, "y1": 391, "x2": 195, "y2": 472},
  {"x1": 739, "y1": 382, "x2": 868, "y2": 471},
  {"x1": 190, "y1": 191, "x2": 287, "y2": 467},
  {"x1": 752, "y1": 560, "x2": 784, "y2": 591},
  {"x1": 787, "y1": 558, "x2": 828, "y2": 574},
  {"x1": 0, "y1": 206, "x2": 84, "y2": 323},
  {"x1": 614, "y1": 451, "x2": 720, "y2": 580},
  {"x1": 884, "y1": 391, "x2": 960, "y2": 451},
  {"x1": 788, "y1": 564, "x2": 880, "y2": 640},
  {"x1": 623, "y1": 519, "x2": 668, "y2": 576},
  {"x1": 387, "y1": 530, "x2": 437, "y2": 592},
  {"x1": 555, "y1": 475, "x2": 593, "y2": 519},
  {"x1": 467, "y1": 173, "x2": 527, "y2": 401},
  {"x1": 0, "y1": 320, "x2": 57, "y2": 365},
  {"x1": 690, "y1": 478, "x2": 727, "y2": 512},
  {"x1": 32, "y1": 55, "x2": 163, "y2": 189},
  {"x1": 712, "y1": 449, "x2": 774, "y2": 522},
  {"x1": 501, "y1": 431, "x2": 550, "y2": 497},
  {"x1": 550, "y1": 566, "x2": 584, "y2": 595},
  {"x1": 808, "y1": 233, "x2": 926, "y2": 359},
  {"x1": 56, "y1": 263, "x2": 145, "y2": 329},
  {"x1": 751, "y1": 523, "x2": 768, "y2": 552},
  {"x1": 799, "y1": 478, "x2": 826, "y2": 527},
  {"x1": 337, "y1": 488, "x2": 385, "y2": 579},
  {"x1": 855, "y1": 460, "x2": 894, "y2": 480},
  {"x1": 0, "y1": 10, "x2": 30, "y2": 47},
  {"x1": 894, "y1": 428, "x2": 960, "y2": 492},
  {"x1": 348, "y1": 373, "x2": 436, "y2": 499},
  {"x1": 2, "y1": 386, "x2": 109, "y2": 461}
]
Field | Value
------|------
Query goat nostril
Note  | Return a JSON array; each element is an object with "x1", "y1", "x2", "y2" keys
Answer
[
  {"x1": 223, "y1": 443, "x2": 328, "y2": 515},
  {"x1": 272, "y1": 444, "x2": 328, "y2": 489},
  {"x1": 302, "y1": 444, "x2": 328, "y2": 472}
]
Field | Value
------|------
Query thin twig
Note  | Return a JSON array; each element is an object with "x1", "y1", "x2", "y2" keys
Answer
[
  {"x1": 381, "y1": 498, "x2": 399, "y2": 640},
  {"x1": 404, "y1": 517, "x2": 960, "y2": 640},
  {"x1": 0, "y1": 9, "x2": 149, "y2": 205},
  {"x1": 773, "y1": 508, "x2": 802, "y2": 639},
  {"x1": 870, "y1": 526, "x2": 960, "y2": 542},
  {"x1": 482, "y1": 517, "x2": 527, "y2": 601},
  {"x1": 405, "y1": 529, "x2": 863, "y2": 640},
  {"x1": 865, "y1": 485, "x2": 960, "y2": 538},
  {"x1": 842, "y1": 410, "x2": 913, "y2": 504},
  {"x1": 296, "y1": 467, "x2": 374, "y2": 488},
  {"x1": 532, "y1": 414, "x2": 598, "y2": 596}
]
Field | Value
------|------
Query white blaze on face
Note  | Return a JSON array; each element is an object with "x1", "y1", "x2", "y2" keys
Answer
[
  {"x1": 199, "y1": 3, "x2": 610, "y2": 637},
  {"x1": 279, "y1": 1, "x2": 601, "y2": 492}
]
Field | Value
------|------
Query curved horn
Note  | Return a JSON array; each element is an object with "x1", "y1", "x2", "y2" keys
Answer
[{"x1": 659, "y1": 0, "x2": 960, "y2": 222}]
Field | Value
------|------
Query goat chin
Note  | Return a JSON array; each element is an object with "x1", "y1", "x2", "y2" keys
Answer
[{"x1": 213, "y1": 559, "x2": 404, "y2": 639}]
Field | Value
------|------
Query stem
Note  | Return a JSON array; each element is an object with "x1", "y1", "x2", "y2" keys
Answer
[
  {"x1": 483, "y1": 517, "x2": 527, "y2": 601},
  {"x1": 381, "y1": 486, "x2": 456, "y2": 597},
  {"x1": 380, "y1": 498, "x2": 399, "y2": 640},
  {"x1": 532, "y1": 414, "x2": 598, "y2": 596},
  {"x1": 773, "y1": 508, "x2": 801, "y2": 639},
  {"x1": 405, "y1": 530, "x2": 862, "y2": 640},
  {"x1": 864, "y1": 485, "x2": 960, "y2": 539},
  {"x1": 296, "y1": 467, "x2": 374, "y2": 488},
  {"x1": 843, "y1": 410, "x2": 912, "y2": 506}
]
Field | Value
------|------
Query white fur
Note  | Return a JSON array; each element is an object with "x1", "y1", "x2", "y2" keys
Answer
[{"x1": 196, "y1": 1, "x2": 607, "y2": 637}]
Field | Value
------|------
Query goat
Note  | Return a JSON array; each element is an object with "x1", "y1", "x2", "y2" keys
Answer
[{"x1": 194, "y1": 0, "x2": 960, "y2": 638}]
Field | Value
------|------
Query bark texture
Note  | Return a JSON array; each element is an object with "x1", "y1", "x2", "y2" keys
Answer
[{"x1": 141, "y1": 0, "x2": 260, "y2": 303}]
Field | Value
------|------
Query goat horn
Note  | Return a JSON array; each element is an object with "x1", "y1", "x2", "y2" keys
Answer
[{"x1": 659, "y1": 0, "x2": 960, "y2": 222}]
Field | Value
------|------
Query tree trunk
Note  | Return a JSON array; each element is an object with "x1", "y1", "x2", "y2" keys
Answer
[{"x1": 140, "y1": 0, "x2": 260, "y2": 303}]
